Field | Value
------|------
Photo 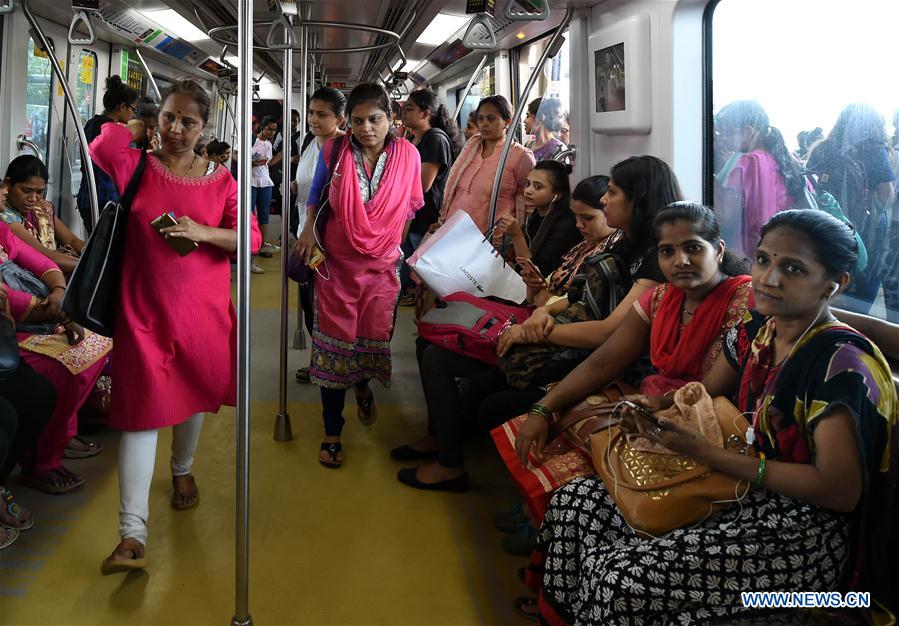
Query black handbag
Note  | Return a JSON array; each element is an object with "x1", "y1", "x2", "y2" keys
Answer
[
  {"x1": 63, "y1": 150, "x2": 147, "y2": 337},
  {"x1": 0, "y1": 315, "x2": 20, "y2": 381}
]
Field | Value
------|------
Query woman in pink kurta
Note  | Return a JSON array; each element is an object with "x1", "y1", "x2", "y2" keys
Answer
[
  {"x1": 0, "y1": 222, "x2": 107, "y2": 493},
  {"x1": 90, "y1": 80, "x2": 261, "y2": 575},
  {"x1": 297, "y1": 83, "x2": 423, "y2": 468},
  {"x1": 440, "y1": 95, "x2": 535, "y2": 231}
]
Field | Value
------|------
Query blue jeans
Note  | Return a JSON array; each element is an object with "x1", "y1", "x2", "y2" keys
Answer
[
  {"x1": 400, "y1": 231, "x2": 424, "y2": 293},
  {"x1": 252, "y1": 185, "x2": 273, "y2": 225}
]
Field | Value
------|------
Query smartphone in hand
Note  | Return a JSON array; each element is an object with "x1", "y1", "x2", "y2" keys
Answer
[
  {"x1": 150, "y1": 212, "x2": 199, "y2": 257},
  {"x1": 616, "y1": 399, "x2": 661, "y2": 426}
]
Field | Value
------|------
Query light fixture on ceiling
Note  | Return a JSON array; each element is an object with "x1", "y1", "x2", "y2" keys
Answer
[
  {"x1": 516, "y1": 31, "x2": 526, "y2": 39},
  {"x1": 416, "y1": 13, "x2": 471, "y2": 46},
  {"x1": 144, "y1": 9, "x2": 209, "y2": 42}
]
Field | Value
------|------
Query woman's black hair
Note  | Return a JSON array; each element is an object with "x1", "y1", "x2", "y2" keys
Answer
[
  {"x1": 653, "y1": 201, "x2": 748, "y2": 277},
  {"x1": 527, "y1": 97, "x2": 542, "y2": 116},
  {"x1": 532, "y1": 159, "x2": 572, "y2": 197},
  {"x1": 309, "y1": 86, "x2": 346, "y2": 117},
  {"x1": 406, "y1": 89, "x2": 465, "y2": 156},
  {"x1": 477, "y1": 95, "x2": 514, "y2": 122},
  {"x1": 135, "y1": 97, "x2": 158, "y2": 121},
  {"x1": 571, "y1": 175, "x2": 610, "y2": 209},
  {"x1": 346, "y1": 83, "x2": 395, "y2": 141},
  {"x1": 825, "y1": 103, "x2": 888, "y2": 149},
  {"x1": 535, "y1": 98, "x2": 565, "y2": 133},
  {"x1": 194, "y1": 141, "x2": 207, "y2": 156},
  {"x1": 4, "y1": 154, "x2": 49, "y2": 185},
  {"x1": 205, "y1": 139, "x2": 231, "y2": 157},
  {"x1": 759, "y1": 209, "x2": 859, "y2": 278},
  {"x1": 260, "y1": 115, "x2": 278, "y2": 130},
  {"x1": 102, "y1": 75, "x2": 139, "y2": 113},
  {"x1": 715, "y1": 100, "x2": 807, "y2": 206},
  {"x1": 161, "y1": 79, "x2": 212, "y2": 124},
  {"x1": 609, "y1": 155, "x2": 684, "y2": 256}
]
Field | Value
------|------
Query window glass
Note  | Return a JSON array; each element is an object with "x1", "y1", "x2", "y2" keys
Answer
[
  {"x1": 456, "y1": 57, "x2": 496, "y2": 131},
  {"x1": 517, "y1": 31, "x2": 571, "y2": 159},
  {"x1": 710, "y1": 0, "x2": 899, "y2": 322},
  {"x1": 71, "y1": 50, "x2": 98, "y2": 193},
  {"x1": 26, "y1": 37, "x2": 52, "y2": 161}
]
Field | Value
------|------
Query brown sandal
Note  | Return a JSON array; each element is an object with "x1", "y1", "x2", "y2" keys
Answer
[
  {"x1": 171, "y1": 474, "x2": 200, "y2": 510},
  {"x1": 100, "y1": 538, "x2": 149, "y2": 575}
]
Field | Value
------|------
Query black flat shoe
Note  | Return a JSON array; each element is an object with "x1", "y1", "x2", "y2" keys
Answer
[
  {"x1": 389, "y1": 444, "x2": 438, "y2": 461},
  {"x1": 396, "y1": 467, "x2": 470, "y2": 493}
]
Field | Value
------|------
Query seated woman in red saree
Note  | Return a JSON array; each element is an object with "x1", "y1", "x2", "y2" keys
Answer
[
  {"x1": 495, "y1": 202, "x2": 753, "y2": 521},
  {"x1": 0, "y1": 222, "x2": 110, "y2": 493},
  {"x1": 296, "y1": 83, "x2": 423, "y2": 468}
]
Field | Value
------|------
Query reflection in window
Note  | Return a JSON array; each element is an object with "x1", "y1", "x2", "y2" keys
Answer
[
  {"x1": 710, "y1": 0, "x2": 899, "y2": 322},
  {"x1": 518, "y1": 32, "x2": 570, "y2": 157},
  {"x1": 71, "y1": 50, "x2": 99, "y2": 193},
  {"x1": 26, "y1": 37, "x2": 52, "y2": 161},
  {"x1": 456, "y1": 57, "x2": 496, "y2": 133}
]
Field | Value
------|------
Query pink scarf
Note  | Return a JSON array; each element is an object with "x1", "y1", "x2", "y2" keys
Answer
[{"x1": 327, "y1": 136, "x2": 423, "y2": 258}]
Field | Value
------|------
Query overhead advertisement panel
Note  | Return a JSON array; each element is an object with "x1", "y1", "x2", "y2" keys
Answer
[{"x1": 96, "y1": 2, "x2": 205, "y2": 66}]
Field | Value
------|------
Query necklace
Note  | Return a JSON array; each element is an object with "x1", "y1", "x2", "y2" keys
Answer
[
  {"x1": 682, "y1": 304, "x2": 695, "y2": 317},
  {"x1": 161, "y1": 153, "x2": 197, "y2": 177}
]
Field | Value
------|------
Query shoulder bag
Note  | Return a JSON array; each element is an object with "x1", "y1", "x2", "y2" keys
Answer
[{"x1": 63, "y1": 150, "x2": 146, "y2": 337}]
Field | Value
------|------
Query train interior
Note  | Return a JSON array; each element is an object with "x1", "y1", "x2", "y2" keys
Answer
[{"x1": 0, "y1": 0, "x2": 898, "y2": 624}]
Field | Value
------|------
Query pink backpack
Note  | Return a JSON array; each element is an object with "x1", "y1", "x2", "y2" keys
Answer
[{"x1": 416, "y1": 292, "x2": 532, "y2": 366}]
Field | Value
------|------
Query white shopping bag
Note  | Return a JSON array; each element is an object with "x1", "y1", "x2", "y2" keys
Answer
[{"x1": 408, "y1": 211, "x2": 527, "y2": 303}]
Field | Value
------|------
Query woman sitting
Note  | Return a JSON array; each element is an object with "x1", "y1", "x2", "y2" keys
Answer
[
  {"x1": 494, "y1": 160, "x2": 583, "y2": 277},
  {"x1": 2, "y1": 156, "x2": 85, "y2": 276},
  {"x1": 508, "y1": 202, "x2": 752, "y2": 516},
  {"x1": 527, "y1": 210, "x2": 897, "y2": 625},
  {"x1": 392, "y1": 176, "x2": 620, "y2": 492},
  {"x1": 0, "y1": 222, "x2": 110, "y2": 493}
]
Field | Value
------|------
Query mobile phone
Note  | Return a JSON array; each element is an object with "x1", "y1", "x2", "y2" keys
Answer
[
  {"x1": 150, "y1": 212, "x2": 199, "y2": 257},
  {"x1": 617, "y1": 399, "x2": 661, "y2": 426},
  {"x1": 307, "y1": 244, "x2": 326, "y2": 269}
]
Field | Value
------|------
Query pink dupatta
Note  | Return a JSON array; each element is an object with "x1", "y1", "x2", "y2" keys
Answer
[{"x1": 327, "y1": 136, "x2": 423, "y2": 258}]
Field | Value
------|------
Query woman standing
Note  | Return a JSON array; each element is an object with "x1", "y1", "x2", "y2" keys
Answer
[
  {"x1": 251, "y1": 116, "x2": 280, "y2": 273},
  {"x1": 524, "y1": 98, "x2": 566, "y2": 162},
  {"x1": 89, "y1": 80, "x2": 261, "y2": 574},
  {"x1": 76, "y1": 75, "x2": 139, "y2": 233},
  {"x1": 441, "y1": 96, "x2": 535, "y2": 231},
  {"x1": 398, "y1": 89, "x2": 463, "y2": 304},
  {"x1": 296, "y1": 83, "x2": 423, "y2": 468}
]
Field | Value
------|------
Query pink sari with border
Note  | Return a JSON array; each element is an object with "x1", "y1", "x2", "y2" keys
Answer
[{"x1": 310, "y1": 137, "x2": 423, "y2": 389}]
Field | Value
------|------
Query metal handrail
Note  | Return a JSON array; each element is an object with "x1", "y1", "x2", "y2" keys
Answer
[
  {"x1": 486, "y1": 6, "x2": 572, "y2": 231},
  {"x1": 230, "y1": 0, "x2": 253, "y2": 624},
  {"x1": 208, "y1": 20, "x2": 400, "y2": 54},
  {"x1": 266, "y1": 13, "x2": 296, "y2": 49},
  {"x1": 132, "y1": 48, "x2": 161, "y2": 101},
  {"x1": 452, "y1": 54, "x2": 489, "y2": 120},
  {"x1": 0, "y1": 0, "x2": 15, "y2": 14},
  {"x1": 22, "y1": 0, "x2": 99, "y2": 230},
  {"x1": 462, "y1": 14, "x2": 496, "y2": 49},
  {"x1": 553, "y1": 145, "x2": 576, "y2": 163},
  {"x1": 16, "y1": 134, "x2": 42, "y2": 157},
  {"x1": 504, "y1": 0, "x2": 550, "y2": 21},
  {"x1": 273, "y1": 13, "x2": 294, "y2": 443}
]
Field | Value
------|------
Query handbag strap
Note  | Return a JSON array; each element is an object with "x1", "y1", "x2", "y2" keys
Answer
[{"x1": 120, "y1": 150, "x2": 147, "y2": 211}]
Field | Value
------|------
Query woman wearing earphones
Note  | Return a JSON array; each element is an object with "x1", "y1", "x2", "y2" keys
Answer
[
  {"x1": 527, "y1": 210, "x2": 897, "y2": 625},
  {"x1": 439, "y1": 95, "x2": 535, "y2": 233},
  {"x1": 494, "y1": 161, "x2": 582, "y2": 276}
]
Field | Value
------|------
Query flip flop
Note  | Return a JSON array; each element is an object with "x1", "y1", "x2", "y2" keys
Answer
[
  {"x1": 356, "y1": 390, "x2": 377, "y2": 427},
  {"x1": 0, "y1": 526, "x2": 19, "y2": 551},
  {"x1": 100, "y1": 540, "x2": 149, "y2": 575},
  {"x1": 1, "y1": 487, "x2": 34, "y2": 530},
  {"x1": 63, "y1": 436, "x2": 103, "y2": 459},
  {"x1": 319, "y1": 442, "x2": 343, "y2": 468},
  {"x1": 171, "y1": 475, "x2": 200, "y2": 511},
  {"x1": 19, "y1": 467, "x2": 86, "y2": 494}
]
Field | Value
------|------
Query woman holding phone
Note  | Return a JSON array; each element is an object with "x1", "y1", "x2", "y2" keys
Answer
[{"x1": 88, "y1": 79, "x2": 261, "y2": 574}]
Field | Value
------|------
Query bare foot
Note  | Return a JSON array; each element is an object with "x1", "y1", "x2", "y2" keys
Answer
[
  {"x1": 414, "y1": 462, "x2": 466, "y2": 484},
  {"x1": 171, "y1": 474, "x2": 199, "y2": 510}
]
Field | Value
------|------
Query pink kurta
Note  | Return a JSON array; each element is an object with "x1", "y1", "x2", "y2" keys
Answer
[{"x1": 90, "y1": 123, "x2": 261, "y2": 431}]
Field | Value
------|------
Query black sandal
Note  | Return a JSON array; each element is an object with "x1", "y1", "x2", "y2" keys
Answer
[
  {"x1": 514, "y1": 596, "x2": 539, "y2": 621},
  {"x1": 319, "y1": 442, "x2": 343, "y2": 468},
  {"x1": 356, "y1": 390, "x2": 377, "y2": 427}
]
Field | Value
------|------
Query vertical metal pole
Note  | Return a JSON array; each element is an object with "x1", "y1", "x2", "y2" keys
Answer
[
  {"x1": 21, "y1": 0, "x2": 98, "y2": 230},
  {"x1": 486, "y1": 7, "x2": 573, "y2": 230},
  {"x1": 293, "y1": 24, "x2": 309, "y2": 351},
  {"x1": 231, "y1": 0, "x2": 252, "y2": 624},
  {"x1": 274, "y1": 19, "x2": 294, "y2": 442}
]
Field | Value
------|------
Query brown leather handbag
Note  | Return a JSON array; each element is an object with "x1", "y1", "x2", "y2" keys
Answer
[
  {"x1": 589, "y1": 391, "x2": 757, "y2": 538},
  {"x1": 551, "y1": 380, "x2": 636, "y2": 453}
]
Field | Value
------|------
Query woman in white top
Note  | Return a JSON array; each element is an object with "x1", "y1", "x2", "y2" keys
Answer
[
  {"x1": 251, "y1": 116, "x2": 280, "y2": 269},
  {"x1": 291, "y1": 87, "x2": 347, "y2": 384}
]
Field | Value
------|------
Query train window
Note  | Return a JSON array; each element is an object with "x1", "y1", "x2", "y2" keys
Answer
[
  {"x1": 456, "y1": 57, "x2": 496, "y2": 129},
  {"x1": 26, "y1": 36, "x2": 52, "y2": 161},
  {"x1": 516, "y1": 31, "x2": 570, "y2": 157},
  {"x1": 709, "y1": 0, "x2": 899, "y2": 322},
  {"x1": 70, "y1": 50, "x2": 98, "y2": 194}
]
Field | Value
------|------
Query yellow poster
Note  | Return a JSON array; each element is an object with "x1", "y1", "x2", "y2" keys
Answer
[
  {"x1": 81, "y1": 54, "x2": 95, "y2": 84},
  {"x1": 57, "y1": 60, "x2": 66, "y2": 96}
]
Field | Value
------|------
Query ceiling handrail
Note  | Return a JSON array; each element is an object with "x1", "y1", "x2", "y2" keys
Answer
[
  {"x1": 504, "y1": 0, "x2": 550, "y2": 22},
  {"x1": 67, "y1": 8, "x2": 95, "y2": 45}
]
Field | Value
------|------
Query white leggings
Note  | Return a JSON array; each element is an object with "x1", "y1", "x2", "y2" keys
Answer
[{"x1": 118, "y1": 413, "x2": 204, "y2": 545}]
